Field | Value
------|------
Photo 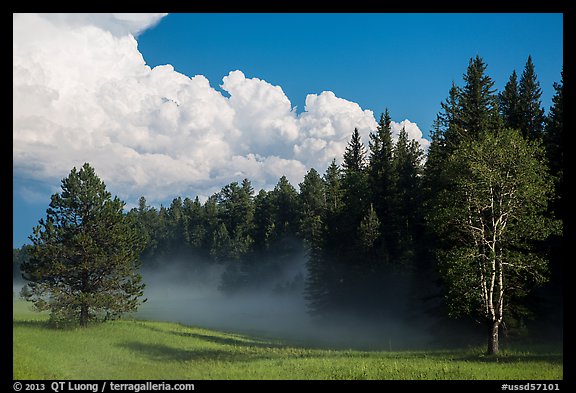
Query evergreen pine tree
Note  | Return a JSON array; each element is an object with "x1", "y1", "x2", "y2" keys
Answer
[
  {"x1": 544, "y1": 70, "x2": 563, "y2": 182},
  {"x1": 21, "y1": 163, "x2": 146, "y2": 327},
  {"x1": 358, "y1": 203, "x2": 381, "y2": 253},
  {"x1": 341, "y1": 128, "x2": 369, "y2": 244},
  {"x1": 439, "y1": 82, "x2": 464, "y2": 151},
  {"x1": 183, "y1": 196, "x2": 207, "y2": 252},
  {"x1": 500, "y1": 70, "x2": 522, "y2": 130},
  {"x1": 252, "y1": 189, "x2": 274, "y2": 253},
  {"x1": 518, "y1": 55, "x2": 546, "y2": 140},
  {"x1": 298, "y1": 168, "x2": 326, "y2": 245},
  {"x1": 323, "y1": 159, "x2": 343, "y2": 214},
  {"x1": 342, "y1": 127, "x2": 367, "y2": 173},
  {"x1": 368, "y1": 110, "x2": 394, "y2": 200},
  {"x1": 367, "y1": 110, "x2": 394, "y2": 258},
  {"x1": 391, "y1": 127, "x2": 424, "y2": 265},
  {"x1": 459, "y1": 55, "x2": 502, "y2": 139}
]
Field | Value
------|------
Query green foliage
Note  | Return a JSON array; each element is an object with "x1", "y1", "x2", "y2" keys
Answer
[
  {"x1": 323, "y1": 159, "x2": 343, "y2": 214},
  {"x1": 252, "y1": 189, "x2": 275, "y2": 251},
  {"x1": 304, "y1": 162, "x2": 341, "y2": 317},
  {"x1": 459, "y1": 55, "x2": 502, "y2": 139},
  {"x1": 298, "y1": 168, "x2": 326, "y2": 245},
  {"x1": 390, "y1": 126, "x2": 424, "y2": 265},
  {"x1": 269, "y1": 176, "x2": 300, "y2": 241},
  {"x1": 216, "y1": 180, "x2": 255, "y2": 258},
  {"x1": 304, "y1": 121, "x2": 427, "y2": 318},
  {"x1": 543, "y1": 70, "x2": 563, "y2": 217},
  {"x1": 438, "y1": 83, "x2": 464, "y2": 152},
  {"x1": 422, "y1": 54, "x2": 561, "y2": 353},
  {"x1": 499, "y1": 70, "x2": 521, "y2": 130},
  {"x1": 431, "y1": 128, "x2": 558, "y2": 321},
  {"x1": 500, "y1": 56, "x2": 545, "y2": 142},
  {"x1": 358, "y1": 204, "x2": 380, "y2": 251},
  {"x1": 20, "y1": 163, "x2": 146, "y2": 327},
  {"x1": 544, "y1": 71, "x2": 563, "y2": 175},
  {"x1": 341, "y1": 128, "x2": 370, "y2": 242},
  {"x1": 367, "y1": 110, "x2": 394, "y2": 257},
  {"x1": 210, "y1": 223, "x2": 234, "y2": 262},
  {"x1": 518, "y1": 55, "x2": 546, "y2": 140},
  {"x1": 368, "y1": 110, "x2": 394, "y2": 200},
  {"x1": 342, "y1": 127, "x2": 367, "y2": 173},
  {"x1": 183, "y1": 196, "x2": 206, "y2": 250}
]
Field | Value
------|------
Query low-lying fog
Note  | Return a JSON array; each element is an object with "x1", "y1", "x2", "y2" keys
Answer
[{"x1": 136, "y1": 257, "x2": 433, "y2": 349}]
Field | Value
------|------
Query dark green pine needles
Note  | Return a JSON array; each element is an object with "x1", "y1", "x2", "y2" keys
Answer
[{"x1": 21, "y1": 163, "x2": 146, "y2": 327}]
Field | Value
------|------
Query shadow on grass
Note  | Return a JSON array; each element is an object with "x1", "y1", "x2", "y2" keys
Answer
[
  {"x1": 118, "y1": 341, "x2": 259, "y2": 363},
  {"x1": 14, "y1": 318, "x2": 101, "y2": 331},
  {"x1": 137, "y1": 323, "x2": 287, "y2": 349},
  {"x1": 175, "y1": 331, "x2": 287, "y2": 349}
]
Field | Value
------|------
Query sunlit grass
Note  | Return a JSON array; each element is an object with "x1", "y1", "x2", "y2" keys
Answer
[{"x1": 13, "y1": 300, "x2": 562, "y2": 380}]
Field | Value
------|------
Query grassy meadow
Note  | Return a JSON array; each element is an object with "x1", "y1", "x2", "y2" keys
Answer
[{"x1": 13, "y1": 300, "x2": 563, "y2": 380}]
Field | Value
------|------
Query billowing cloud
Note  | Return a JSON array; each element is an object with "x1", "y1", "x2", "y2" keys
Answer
[
  {"x1": 13, "y1": 13, "x2": 428, "y2": 206},
  {"x1": 221, "y1": 70, "x2": 300, "y2": 158},
  {"x1": 295, "y1": 91, "x2": 378, "y2": 169},
  {"x1": 390, "y1": 119, "x2": 431, "y2": 152}
]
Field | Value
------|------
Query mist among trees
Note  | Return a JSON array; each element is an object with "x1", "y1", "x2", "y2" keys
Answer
[{"x1": 16, "y1": 55, "x2": 563, "y2": 355}]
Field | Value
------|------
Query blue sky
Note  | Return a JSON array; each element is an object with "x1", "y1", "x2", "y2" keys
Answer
[
  {"x1": 139, "y1": 13, "x2": 563, "y2": 134},
  {"x1": 13, "y1": 13, "x2": 563, "y2": 248}
]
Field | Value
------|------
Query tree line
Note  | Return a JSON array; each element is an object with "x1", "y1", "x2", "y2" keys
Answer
[{"x1": 16, "y1": 55, "x2": 562, "y2": 354}]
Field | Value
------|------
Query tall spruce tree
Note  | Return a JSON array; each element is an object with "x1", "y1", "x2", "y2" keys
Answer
[
  {"x1": 544, "y1": 70, "x2": 563, "y2": 222},
  {"x1": 302, "y1": 169, "x2": 330, "y2": 318},
  {"x1": 423, "y1": 116, "x2": 447, "y2": 195},
  {"x1": 167, "y1": 197, "x2": 190, "y2": 254},
  {"x1": 252, "y1": 189, "x2": 274, "y2": 253},
  {"x1": 423, "y1": 90, "x2": 459, "y2": 208},
  {"x1": 544, "y1": 70, "x2": 563, "y2": 183},
  {"x1": 341, "y1": 128, "x2": 370, "y2": 246},
  {"x1": 518, "y1": 55, "x2": 546, "y2": 140},
  {"x1": 367, "y1": 110, "x2": 394, "y2": 260},
  {"x1": 217, "y1": 180, "x2": 255, "y2": 258},
  {"x1": 266, "y1": 176, "x2": 300, "y2": 264},
  {"x1": 459, "y1": 55, "x2": 502, "y2": 139},
  {"x1": 391, "y1": 127, "x2": 424, "y2": 265},
  {"x1": 342, "y1": 128, "x2": 368, "y2": 202},
  {"x1": 539, "y1": 70, "x2": 564, "y2": 338},
  {"x1": 183, "y1": 196, "x2": 207, "y2": 252},
  {"x1": 368, "y1": 110, "x2": 394, "y2": 205},
  {"x1": 499, "y1": 70, "x2": 522, "y2": 131},
  {"x1": 358, "y1": 203, "x2": 381, "y2": 256},
  {"x1": 21, "y1": 163, "x2": 146, "y2": 327},
  {"x1": 298, "y1": 168, "x2": 326, "y2": 245},
  {"x1": 217, "y1": 180, "x2": 256, "y2": 292},
  {"x1": 128, "y1": 196, "x2": 160, "y2": 263},
  {"x1": 321, "y1": 158, "x2": 345, "y2": 295},
  {"x1": 305, "y1": 157, "x2": 347, "y2": 318},
  {"x1": 269, "y1": 176, "x2": 300, "y2": 239},
  {"x1": 439, "y1": 82, "x2": 464, "y2": 152},
  {"x1": 342, "y1": 127, "x2": 367, "y2": 173},
  {"x1": 324, "y1": 159, "x2": 343, "y2": 214}
]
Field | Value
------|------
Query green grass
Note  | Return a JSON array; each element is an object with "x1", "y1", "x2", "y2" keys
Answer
[{"x1": 13, "y1": 300, "x2": 563, "y2": 380}]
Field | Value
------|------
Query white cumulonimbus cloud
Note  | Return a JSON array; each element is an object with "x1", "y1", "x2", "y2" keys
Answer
[{"x1": 13, "y1": 13, "x2": 429, "y2": 206}]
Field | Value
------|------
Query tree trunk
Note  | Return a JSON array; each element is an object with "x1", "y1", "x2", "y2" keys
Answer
[
  {"x1": 80, "y1": 303, "x2": 89, "y2": 327},
  {"x1": 487, "y1": 321, "x2": 500, "y2": 355}
]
